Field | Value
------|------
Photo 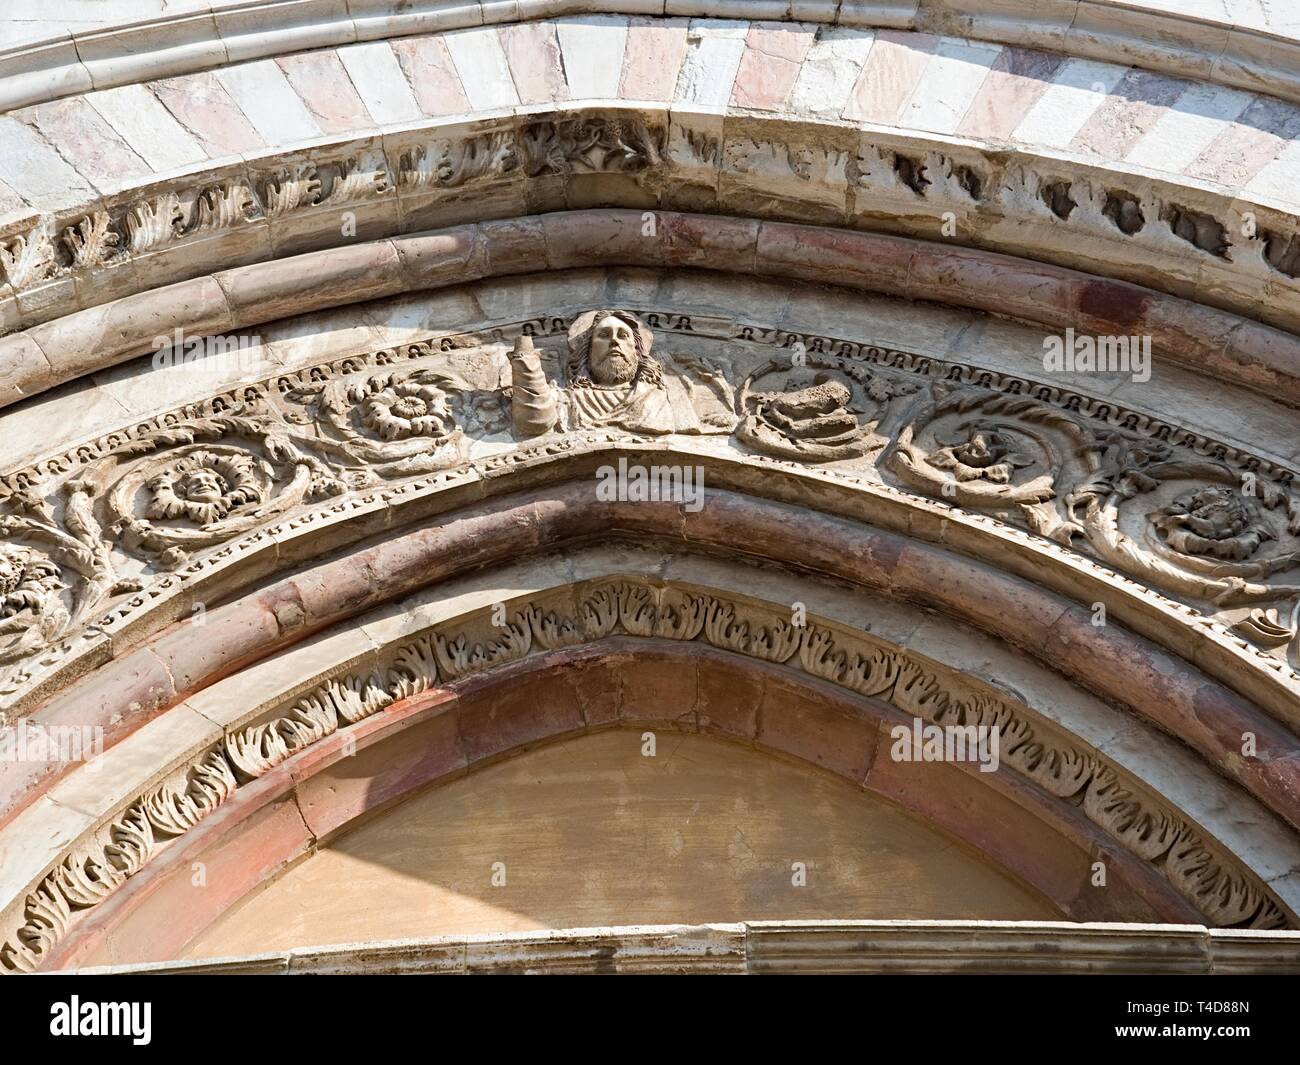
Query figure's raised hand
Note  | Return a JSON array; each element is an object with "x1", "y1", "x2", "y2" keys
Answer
[
  {"x1": 509, "y1": 334, "x2": 543, "y2": 377},
  {"x1": 506, "y1": 333, "x2": 557, "y2": 436}
]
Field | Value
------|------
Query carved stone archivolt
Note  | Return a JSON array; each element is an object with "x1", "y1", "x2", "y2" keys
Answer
[
  {"x1": 101, "y1": 422, "x2": 345, "y2": 570},
  {"x1": 887, "y1": 379, "x2": 1300, "y2": 649},
  {"x1": 2, "y1": 308, "x2": 1299, "y2": 706},
  {"x1": 2, "y1": 579, "x2": 1287, "y2": 973},
  {"x1": 282, "y1": 370, "x2": 486, "y2": 478},
  {"x1": 1059, "y1": 434, "x2": 1300, "y2": 613},
  {"x1": 5, "y1": 105, "x2": 1297, "y2": 352}
]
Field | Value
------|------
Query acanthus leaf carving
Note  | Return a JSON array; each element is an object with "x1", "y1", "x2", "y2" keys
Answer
[
  {"x1": 61, "y1": 212, "x2": 120, "y2": 269},
  {"x1": 261, "y1": 162, "x2": 322, "y2": 217},
  {"x1": 0, "y1": 221, "x2": 61, "y2": 288},
  {"x1": 123, "y1": 192, "x2": 185, "y2": 253},
  {"x1": 4, "y1": 580, "x2": 1289, "y2": 976}
]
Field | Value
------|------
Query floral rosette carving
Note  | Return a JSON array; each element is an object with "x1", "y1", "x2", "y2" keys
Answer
[
  {"x1": 106, "y1": 433, "x2": 342, "y2": 569},
  {"x1": 362, "y1": 381, "x2": 456, "y2": 441},
  {"x1": 0, "y1": 544, "x2": 66, "y2": 666},
  {"x1": 285, "y1": 370, "x2": 475, "y2": 478},
  {"x1": 889, "y1": 386, "x2": 1080, "y2": 512},
  {"x1": 1061, "y1": 433, "x2": 1300, "y2": 610}
]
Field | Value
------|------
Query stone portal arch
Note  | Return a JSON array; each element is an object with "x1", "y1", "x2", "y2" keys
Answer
[{"x1": 1, "y1": 1, "x2": 1299, "y2": 974}]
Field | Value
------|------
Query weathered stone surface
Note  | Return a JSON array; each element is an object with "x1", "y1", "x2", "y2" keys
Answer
[
  {"x1": 731, "y1": 23, "x2": 812, "y2": 110},
  {"x1": 216, "y1": 59, "x2": 323, "y2": 144},
  {"x1": 337, "y1": 42, "x2": 423, "y2": 125},
  {"x1": 84, "y1": 83, "x2": 208, "y2": 173},
  {"x1": 557, "y1": 14, "x2": 629, "y2": 99},
  {"x1": 443, "y1": 26, "x2": 520, "y2": 110},
  {"x1": 621, "y1": 16, "x2": 690, "y2": 99},
  {"x1": 276, "y1": 51, "x2": 373, "y2": 135},
  {"x1": 150, "y1": 72, "x2": 268, "y2": 157},
  {"x1": 500, "y1": 22, "x2": 570, "y2": 105},
  {"x1": 4, "y1": 1, "x2": 1300, "y2": 978},
  {"x1": 0, "y1": 115, "x2": 98, "y2": 210},
  {"x1": 14, "y1": 98, "x2": 150, "y2": 186},
  {"x1": 390, "y1": 36, "x2": 471, "y2": 117}
]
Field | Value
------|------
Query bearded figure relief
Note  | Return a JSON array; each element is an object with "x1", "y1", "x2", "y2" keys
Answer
[
  {"x1": 145, "y1": 450, "x2": 266, "y2": 525},
  {"x1": 0, "y1": 544, "x2": 67, "y2": 664},
  {"x1": 507, "y1": 310, "x2": 736, "y2": 437}
]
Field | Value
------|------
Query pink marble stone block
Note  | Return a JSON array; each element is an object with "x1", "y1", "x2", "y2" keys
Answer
[
  {"x1": 956, "y1": 47, "x2": 1064, "y2": 142},
  {"x1": 843, "y1": 30, "x2": 937, "y2": 125},
  {"x1": 152, "y1": 72, "x2": 268, "y2": 157},
  {"x1": 1071, "y1": 70, "x2": 1190, "y2": 159},
  {"x1": 391, "y1": 36, "x2": 471, "y2": 118},
  {"x1": 499, "y1": 22, "x2": 569, "y2": 105},
  {"x1": 618, "y1": 17, "x2": 689, "y2": 101},
  {"x1": 15, "y1": 98, "x2": 150, "y2": 185},
  {"x1": 731, "y1": 22, "x2": 815, "y2": 110},
  {"x1": 276, "y1": 52, "x2": 372, "y2": 135},
  {"x1": 1184, "y1": 95, "x2": 1300, "y2": 186}
]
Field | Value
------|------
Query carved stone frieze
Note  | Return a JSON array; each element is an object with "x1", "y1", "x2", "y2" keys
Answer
[
  {"x1": 889, "y1": 384, "x2": 1077, "y2": 509},
  {"x1": 283, "y1": 370, "x2": 485, "y2": 478},
  {"x1": 2, "y1": 579, "x2": 1287, "y2": 972},
  {"x1": 2, "y1": 309, "x2": 1298, "y2": 705},
  {"x1": 1059, "y1": 432, "x2": 1300, "y2": 608},
  {"x1": 5, "y1": 107, "x2": 1296, "y2": 339},
  {"x1": 0, "y1": 543, "x2": 65, "y2": 665},
  {"x1": 398, "y1": 133, "x2": 517, "y2": 190},
  {"x1": 0, "y1": 478, "x2": 129, "y2": 669},
  {"x1": 257, "y1": 150, "x2": 391, "y2": 218},
  {"x1": 520, "y1": 117, "x2": 663, "y2": 175},
  {"x1": 97, "y1": 415, "x2": 348, "y2": 570}
]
